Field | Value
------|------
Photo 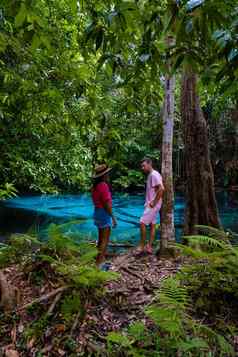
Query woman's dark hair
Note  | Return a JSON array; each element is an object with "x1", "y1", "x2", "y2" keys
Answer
[
  {"x1": 92, "y1": 175, "x2": 112, "y2": 193},
  {"x1": 92, "y1": 175, "x2": 104, "y2": 188}
]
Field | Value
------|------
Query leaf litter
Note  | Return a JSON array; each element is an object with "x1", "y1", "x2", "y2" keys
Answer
[{"x1": 0, "y1": 250, "x2": 181, "y2": 356}]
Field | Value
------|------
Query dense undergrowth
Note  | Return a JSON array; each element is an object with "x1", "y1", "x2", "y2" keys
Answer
[
  {"x1": 0, "y1": 225, "x2": 118, "y2": 355},
  {"x1": 106, "y1": 227, "x2": 238, "y2": 356},
  {"x1": 0, "y1": 226, "x2": 237, "y2": 356}
]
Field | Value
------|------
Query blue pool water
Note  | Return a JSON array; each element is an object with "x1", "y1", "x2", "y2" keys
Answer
[{"x1": 0, "y1": 191, "x2": 237, "y2": 245}]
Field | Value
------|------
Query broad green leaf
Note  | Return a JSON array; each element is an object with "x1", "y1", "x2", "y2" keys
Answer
[
  {"x1": 15, "y1": 3, "x2": 27, "y2": 27},
  {"x1": 31, "y1": 34, "x2": 41, "y2": 51}
]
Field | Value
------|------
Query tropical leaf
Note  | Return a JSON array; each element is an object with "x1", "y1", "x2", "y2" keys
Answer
[
  {"x1": 186, "y1": 0, "x2": 204, "y2": 12},
  {"x1": 15, "y1": 3, "x2": 27, "y2": 27}
]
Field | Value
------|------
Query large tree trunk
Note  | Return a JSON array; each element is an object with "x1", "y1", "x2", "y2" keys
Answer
[
  {"x1": 160, "y1": 71, "x2": 176, "y2": 254},
  {"x1": 181, "y1": 71, "x2": 221, "y2": 235}
]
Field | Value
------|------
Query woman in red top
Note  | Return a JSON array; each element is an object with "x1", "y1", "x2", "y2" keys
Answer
[{"x1": 92, "y1": 164, "x2": 117, "y2": 265}]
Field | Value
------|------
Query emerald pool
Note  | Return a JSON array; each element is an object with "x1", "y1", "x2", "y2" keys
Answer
[{"x1": 0, "y1": 191, "x2": 237, "y2": 245}]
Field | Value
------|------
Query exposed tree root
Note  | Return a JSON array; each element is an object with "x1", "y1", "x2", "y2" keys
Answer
[
  {"x1": 18, "y1": 285, "x2": 68, "y2": 311},
  {"x1": 0, "y1": 271, "x2": 17, "y2": 312}
]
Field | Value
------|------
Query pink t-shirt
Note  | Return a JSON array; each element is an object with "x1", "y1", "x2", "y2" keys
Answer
[
  {"x1": 92, "y1": 182, "x2": 112, "y2": 209},
  {"x1": 145, "y1": 170, "x2": 164, "y2": 210}
]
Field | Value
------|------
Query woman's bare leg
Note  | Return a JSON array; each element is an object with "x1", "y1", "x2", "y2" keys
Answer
[{"x1": 96, "y1": 227, "x2": 110, "y2": 266}]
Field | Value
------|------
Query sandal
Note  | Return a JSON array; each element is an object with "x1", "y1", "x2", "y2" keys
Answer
[
  {"x1": 134, "y1": 246, "x2": 145, "y2": 256},
  {"x1": 99, "y1": 262, "x2": 111, "y2": 271},
  {"x1": 145, "y1": 244, "x2": 153, "y2": 254}
]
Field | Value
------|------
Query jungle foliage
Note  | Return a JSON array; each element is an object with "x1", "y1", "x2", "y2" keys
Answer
[
  {"x1": 0, "y1": 226, "x2": 238, "y2": 356},
  {"x1": 0, "y1": 0, "x2": 238, "y2": 193},
  {"x1": 105, "y1": 227, "x2": 238, "y2": 357},
  {"x1": 0, "y1": 226, "x2": 118, "y2": 353}
]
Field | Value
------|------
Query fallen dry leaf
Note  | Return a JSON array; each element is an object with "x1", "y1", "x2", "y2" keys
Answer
[
  {"x1": 5, "y1": 350, "x2": 19, "y2": 357},
  {"x1": 57, "y1": 348, "x2": 66, "y2": 356},
  {"x1": 27, "y1": 337, "x2": 35, "y2": 349},
  {"x1": 10, "y1": 325, "x2": 16, "y2": 344},
  {"x1": 55, "y1": 324, "x2": 66, "y2": 333},
  {"x1": 18, "y1": 322, "x2": 24, "y2": 334}
]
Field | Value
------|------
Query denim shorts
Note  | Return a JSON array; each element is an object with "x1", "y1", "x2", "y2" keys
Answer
[{"x1": 93, "y1": 208, "x2": 112, "y2": 229}]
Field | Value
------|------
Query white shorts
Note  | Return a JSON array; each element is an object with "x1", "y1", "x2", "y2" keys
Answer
[{"x1": 140, "y1": 206, "x2": 160, "y2": 225}]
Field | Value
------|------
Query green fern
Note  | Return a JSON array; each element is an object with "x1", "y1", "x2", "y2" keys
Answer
[
  {"x1": 177, "y1": 338, "x2": 209, "y2": 353},
  {"x1": 0, "y1": 245, "x2": 13, "y2": 267},
  {"x1": 109, "y1": 288, "x2": 235, "y2": 356},
  {"x1": 146, "y1": 278, "x2": 189, "y2": 336},
  {"x1": 107, "y1": 331, "x2": 132, "y2": 349},
  {"x1": 197, "y1": 325, "x2": 235, "y2": 356},
  {"x1": 9, "y1": 233, "x2": 41, "y2": 250},
  {"x1": 0, "y1": 234, "x2": 41, "y2": 267},
  {"x1": 128, "y1": 322, "x2": 146, "y2": 342},
  {"x1": 105, "y1": 226, "x2": 237, "y2": 357},
  {"x1": 173, "y1": 243, "x2": 208, "y2": 258},
  {"x1": 60, "y1": 293, "x2": 82, "y2": 322},
  {"x1": 155, "y1": 277, "x2": 189, "y2": 309},
  {"x1": 47, "y1": 224, "x2": 81, "y2": 256},
  {"x1": 183, "y1": 235, "x2": 229, "y2": 249},
  {"x1": 0, "y1": 183, "x2": 17, "y2": 200},
  {"x1": 195, "y1": 225, "x2": 230, "y2": 241}
]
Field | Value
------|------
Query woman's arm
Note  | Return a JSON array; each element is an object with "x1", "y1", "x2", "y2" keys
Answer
[{"x1": 104, "y1": 201, "x2": 117, "y2": 227}]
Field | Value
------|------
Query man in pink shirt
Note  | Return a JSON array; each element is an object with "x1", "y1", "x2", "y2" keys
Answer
[{"x1": 138, "y1": 158, "x2": 164, "y2": 254}]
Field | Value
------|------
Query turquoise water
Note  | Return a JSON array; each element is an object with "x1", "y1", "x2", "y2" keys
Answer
[{"x1": 0, "y1": 191, "x2": 237, "y2": 244}]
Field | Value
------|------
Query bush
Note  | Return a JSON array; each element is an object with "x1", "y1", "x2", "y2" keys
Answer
[
  {"x1": 177, "y1": 227, "x2": 238, "y2": 322},
  {"x1": 0, "y1": 225, "x2": 118, "y2": 339},
  {"x1": 0, "y1": 183, "x2": 17, "y2": 200},
  {"x1": 105, "y1": 226, "x2": 237, "y2": 357},
  {"x1": 106, "y1": 276, "x2": 234, "y2": 356}
]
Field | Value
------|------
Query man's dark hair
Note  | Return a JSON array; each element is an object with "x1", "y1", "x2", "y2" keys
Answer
[{"x1": 141, "y1": 157, "x2": 152, "y2": 165}]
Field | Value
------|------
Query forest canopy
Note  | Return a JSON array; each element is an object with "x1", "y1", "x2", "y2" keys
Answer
[{"x1": 0, "y1": 0, "x2": 238, "y2": 193}]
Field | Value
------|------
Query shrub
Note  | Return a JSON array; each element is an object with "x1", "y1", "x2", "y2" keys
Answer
[{"x1": 105, "y1": 226, "x2": 237, "y2": 357}]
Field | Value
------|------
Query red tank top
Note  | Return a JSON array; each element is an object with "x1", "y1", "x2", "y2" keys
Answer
[{"x1": 92, "y1": 182, "x2": 112, "y2": 208}]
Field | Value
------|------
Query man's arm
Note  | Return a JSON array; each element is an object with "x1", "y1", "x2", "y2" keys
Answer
[{"x1": 149, "y1": 184, "x2": 164, "y2": 208}]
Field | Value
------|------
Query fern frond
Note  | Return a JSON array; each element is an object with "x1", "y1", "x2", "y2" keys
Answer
[
  {"x1": 53, "y1": 219, "x2": 86, "y2": 231},
  {"x1": 174, "y1": 243, "x2": 208, "y2": 258},
  {"x1": 178, "y1": 338, "x2": 209, "y2": 352},
  {"x1": 196, "y1": 324, "x2": 235, "y2": 356},
  {"x1": 195, "y1": 225, "x2": 229, "y2": 241},
  {"x1": 158, "y1": 277, "x2": 189, "y2": 308},
  {"x1": 183, "y1": 235, "x2": 230, "y2": 250},
  {"x1": 0, "y1": 246, "x2": 13, "y2": 267},
  {"x1": 47, "y1": 224, "x2": 81, "y2": 255},
  {"x1": 10, "y1": 234, "x2": 40, "y2": 246},
  {"x1": 60, "y1": 293, "x2": 82, "y2": 322},
  {"x1": 107, "y1": 331, "x2": 132, "y2": 349}
]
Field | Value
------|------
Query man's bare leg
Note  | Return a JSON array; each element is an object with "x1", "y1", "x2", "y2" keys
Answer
[
  {"x1": 139, "y1": 223, "x2": 147, "y2": 250},
  {"x1": 146, "y1": 224, "x2": 156, "y2": 253}
]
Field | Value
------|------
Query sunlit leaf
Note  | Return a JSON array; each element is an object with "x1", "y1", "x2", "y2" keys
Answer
[{"x1": 15, "y1": 3, "x2": 27, "y2": 27}]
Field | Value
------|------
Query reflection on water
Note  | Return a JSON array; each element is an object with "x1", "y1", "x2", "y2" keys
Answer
[{"x1": 0, "y1": 191, "x2": 237, "y2": 244}]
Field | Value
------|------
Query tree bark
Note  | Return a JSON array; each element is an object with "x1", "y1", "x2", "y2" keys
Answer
[
  {"x1": 0, "y1": 271, "x2": 16, "y2": 312},
  {"x1": 160, "y1": 71, "x2": 176, "y2": 254},
  {"x1": 181, "y1": 70, "x2": 221, "y2": 235}
]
